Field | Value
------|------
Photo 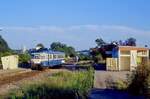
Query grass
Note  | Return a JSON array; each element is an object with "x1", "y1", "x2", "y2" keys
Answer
[{"x1": 5, "y1": 66, "x2": 94, "y2": 99}]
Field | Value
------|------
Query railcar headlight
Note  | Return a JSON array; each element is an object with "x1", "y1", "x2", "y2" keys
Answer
[{"x1": 61, "y1": 60, "x2": 65, "y2": 63}]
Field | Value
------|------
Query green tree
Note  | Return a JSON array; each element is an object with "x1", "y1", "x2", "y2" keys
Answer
[
  {"x1": 36, "y1": 43, "x2": 45, "y2": 50},
  {"x1": 95, "y1": 37, "x2": 106, "y2": 47},
  {"x1": 19, "y1": 53, "x2": 31, "y2": 63},
  {"x1": 51, "y1": 42, "x2": 66, "y2": 51},
  {"x1": 126, "y1": 37, "x2": 136, "y2": 46},
  {"x1": 0, "y1": 35, "x2": 13, "y2": 64},
  {"x1": 0, "y1": 35, "x2": 10, "y2": 52},
  {"x1": 50, "y1": 42, "x2": 76, "y2": 57},
  {"x1": 90, "y1": 48, "x2": 103, "y2": 63}
]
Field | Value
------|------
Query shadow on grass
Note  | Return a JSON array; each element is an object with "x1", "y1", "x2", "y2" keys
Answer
[
  {"x1": 62, "y1": 64, "x2": 93, "y2": 71},
  {"x1": 18, "y1": 62, "x2": 31, "y2": 69},
  {"x1": 88, "y1": 88, "x2": 145, "y2": 99},
  {"x1": 93, "y1": 63, "x2": 106, "y2": 71},
  {"x1": 8, "y1": 87, "x2": 82, "y2": 99}
]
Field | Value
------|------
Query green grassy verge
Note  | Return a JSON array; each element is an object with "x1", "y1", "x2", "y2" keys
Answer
[{"x1": 5, "y1": 67, "x2": 94, "y2": 99}]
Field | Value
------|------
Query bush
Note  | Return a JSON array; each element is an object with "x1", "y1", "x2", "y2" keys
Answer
[
  {"x1": 105, "y1": 76, "x2": 128, "y2": 90},
  {"x1": 19, "y1": 53, "x2": 31, "y2": 63},
  {"x1": 127, "y1": 65, "x2": 150, "y2": 95},
  {"x1": 115, "y1": 80, "x2": 128, "y2": 90},
  {"x1": 78, "y1": 54, "x2": 91, "y2": 61},
  {"x1": 93, "y1": 53, "x2": 103, "y2": 63}
]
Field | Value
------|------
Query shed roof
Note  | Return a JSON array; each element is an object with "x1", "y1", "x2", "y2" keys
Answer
[{"x1": 118, "y1": 46, "x2": 149, "y2": 51}]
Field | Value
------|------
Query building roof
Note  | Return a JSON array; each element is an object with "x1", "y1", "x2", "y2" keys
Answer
[
  {"x1": 29, "y1": 49, "x2": 65, "y2": 54},
  {"x1": 118, "y1": 46, "x2": 149, "y2": 51}
]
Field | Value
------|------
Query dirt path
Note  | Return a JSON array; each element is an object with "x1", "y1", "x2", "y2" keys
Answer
[
  {"x1": 89, "y1": 70, "x2": 145, "y2": 99},
  {"x1": 0, "y1": 69, "x2": 31, "y2": 77},
  {"x1": 0, "y1": 70, "x2": 41, "y2": 86}
]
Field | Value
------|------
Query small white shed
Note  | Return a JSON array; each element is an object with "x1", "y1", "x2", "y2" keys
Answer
[
  {"x1": 106, "y1": 46, "x2": 149, "y2": 71},
  {"x1": 1, "y1": 55, "x2": 19, "y2": 70}
]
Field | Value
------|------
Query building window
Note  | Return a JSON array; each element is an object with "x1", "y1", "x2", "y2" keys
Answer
[{"x1": 137, "y1": 50, "x2": 147, "y2": 56}]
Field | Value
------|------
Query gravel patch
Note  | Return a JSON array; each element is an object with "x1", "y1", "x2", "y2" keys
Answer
[{"x1": 94, "y1": 70, "x2": 131, "y2": 89}]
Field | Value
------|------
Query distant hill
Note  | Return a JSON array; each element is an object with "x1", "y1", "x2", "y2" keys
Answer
[{"x1": 77, "y1": 50, "x2": 90, "y2": 56}]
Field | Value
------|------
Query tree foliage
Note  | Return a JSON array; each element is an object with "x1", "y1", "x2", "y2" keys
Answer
[
  {"x1": 128, "y1": 65, "x2": 150, "y2": 95},
  {"x1": 95, "y1": 38, "x2": 106, "y2": 47},
  {"x1": 90, "y1": 48, "x2": 104, "y2": 63},
  {"x1": 78, "y1": 53, "x2": 91, "y2": 61},
  {"x1": 125, "y1": 37, "x2": 136, "y2": 46},
  {"x1": 91, "y1": 37, "x2": 137, "y2": 62},
  {"x1": 19, "y1": 53, "x2": 31, "y2": 63},
  {"x1": 118, "y1": 37, "x2": 136, "y2": 46},
  {"x1": 50, "y1": 42, "x2": 76, "y2": 57},
  {"x1": 0, "y1": 35, "x2": 10, "y2": 52},
  {"x1": 0, "y1": 35, "x2": 13, "y2": 64},
  {"x1": 36, "y1": 43, "x2": 45, "y2": 50}
]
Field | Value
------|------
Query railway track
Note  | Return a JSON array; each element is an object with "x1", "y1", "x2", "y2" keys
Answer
[
  {"x1": 0, "y1": 64, "x2": 75, "y2": 87},
  {"x1": 0, "y1": 68, "x2": 66, "y2": 96},
  {"x1": 0, "y1": 70, "x2": 44, "y2": 86},
  {"x1": 0, "y1": 69, "x2": 31, "y2": 77}
]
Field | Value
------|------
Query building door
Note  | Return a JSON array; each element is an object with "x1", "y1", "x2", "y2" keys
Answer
[
  {"x1": 120, "y1": 57, "x2": 130, "y2": 71},
  {"x1": 130, "y1": 50, "x2": 137, "y2": 70}
]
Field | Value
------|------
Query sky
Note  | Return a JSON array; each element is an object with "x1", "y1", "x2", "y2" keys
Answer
[{"x1": 0, "y1": 0, "x2": 150, "y2": 50}]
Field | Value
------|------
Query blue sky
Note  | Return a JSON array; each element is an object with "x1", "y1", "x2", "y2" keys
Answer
[{"x1": 0, "y1": 0, "x2": 150, "y2": 50}]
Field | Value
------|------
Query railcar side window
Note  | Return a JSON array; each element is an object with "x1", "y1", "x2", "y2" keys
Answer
[
  {"x1": 48, "y1": 54, "x2": 52, "y2": 59},
  {"x1": 53, "y1": 54, "x2": 57, "y2": 59},
  {"x1": 57, "y1": 55, "x2": 64, "y2": 58}
]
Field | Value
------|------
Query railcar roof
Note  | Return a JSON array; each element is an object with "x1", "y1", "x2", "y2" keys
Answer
[{"x1": 29, "y1": 49, "x2": 65, "y2": 54}]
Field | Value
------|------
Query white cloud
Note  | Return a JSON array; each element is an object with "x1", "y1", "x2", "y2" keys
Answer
[{"x1": 0, "y1": 25, "x2": 150, "y2": 50}]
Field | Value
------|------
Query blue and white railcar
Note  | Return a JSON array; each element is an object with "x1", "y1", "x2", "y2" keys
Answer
[{"x1": 30, "y1": 49, "x2": 65, "y2": 68}]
